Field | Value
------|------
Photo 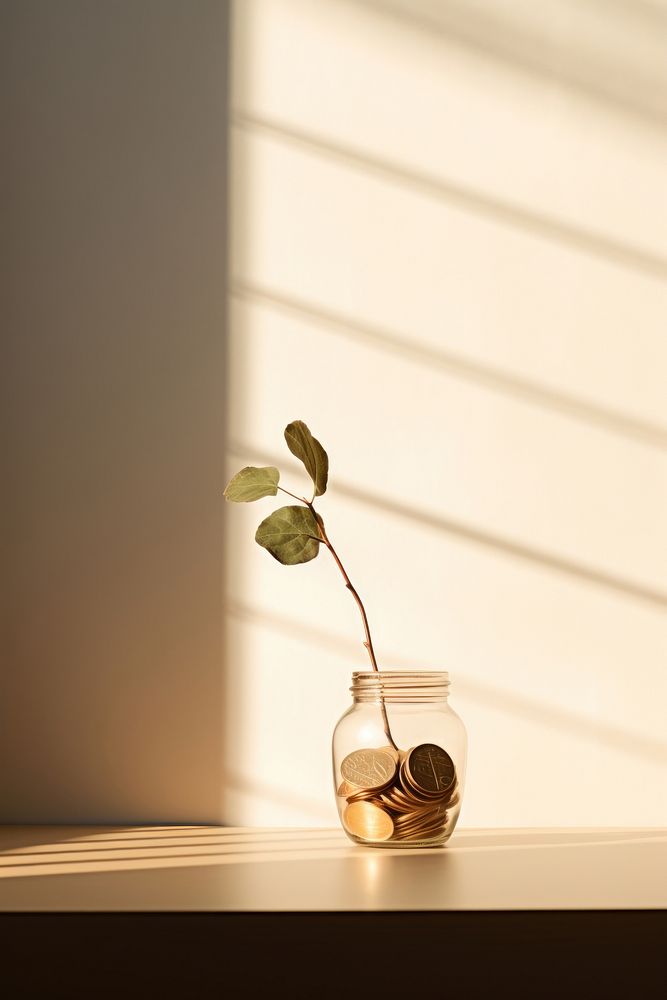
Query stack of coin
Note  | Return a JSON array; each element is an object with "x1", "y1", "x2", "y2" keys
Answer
[{"x1": 337, "y1": 743, "x2": 459, "y2": 844}]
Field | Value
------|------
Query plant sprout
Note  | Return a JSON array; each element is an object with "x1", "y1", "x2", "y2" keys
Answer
[{"x1": 224, "y1": 420, "x2": 397, "y2": 748}]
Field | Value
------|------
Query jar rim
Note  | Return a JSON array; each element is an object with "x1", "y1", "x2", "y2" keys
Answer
[
  {"x1": 351, "y1": 670, "x2": 450, "y2": 702},
  {"x1": 352, "y1": 670, "x2": 450, "y2": 682}
]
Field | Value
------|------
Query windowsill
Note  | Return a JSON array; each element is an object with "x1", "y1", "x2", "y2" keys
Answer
[
  {"x1": 1, "y1": 825, "x2": 665, "y2": 911},
  {"x1": 2, "y1": 826, "x2": 665, "y2": 994}
]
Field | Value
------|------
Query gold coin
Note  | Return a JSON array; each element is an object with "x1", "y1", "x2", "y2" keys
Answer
[
  {"x1": 343, "y1": 801, "x2": 395, "y2": 842},
  {"x1": 396, "y1": 811, "x2": 447, "y2": 832},
  {"x1": 395, "y1": 825, "x2": 446, "y2": 841},
  {"x1": 398, "y1": 760, "x2": 438, "y2": 802},
  {"x1": 396, "y1": 810, "x2": 446, "y2": 831},
  {"x1": 394, "y1": 803, "x2": 446, "y2": 827},
  {"x1": 340, "y1": 748, "x2": 398, "y2": 791},
  {"x1": 337, "y1": 780, "x2": 360, "y2": 798},
  {"x1": 379, "y1": 792, "x2": 414, "y2": 815},
  {"x1": 395, "y1": 818, "x2": 444, "y2": 837},
  {"x1": 384, "y1": 780, "x2": 412, "y2": 801},
  {"x1": 395, "y1": 812, "x2": 442, "y2": 829},
  {"x1": 346, "y1": 788, "x2": 379, "y2": 804},
  {"x1": 404, "y1": 744, "x2": 456, "y2": 795}
]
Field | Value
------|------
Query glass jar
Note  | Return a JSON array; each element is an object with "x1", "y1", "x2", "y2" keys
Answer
[{"x1": 332, "y1": 671, "x2": 467, "y2": 848}]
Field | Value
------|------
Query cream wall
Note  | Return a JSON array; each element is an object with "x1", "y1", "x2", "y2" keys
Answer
[{"x1": 225, "y1": 0, "x2": 667, "y2": 827}]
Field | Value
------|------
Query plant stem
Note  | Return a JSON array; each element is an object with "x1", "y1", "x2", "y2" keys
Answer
[
  {"x1": 309, "y1": 504, "x2": 398, "y2": 752},
  {"x1": 278, "y1": 485, "x2": 308, "y2": 504}
]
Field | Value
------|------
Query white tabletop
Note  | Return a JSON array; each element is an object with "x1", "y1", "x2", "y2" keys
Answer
[{"x1": 1, "y1": 825, "x2": 665, "y2": 911}]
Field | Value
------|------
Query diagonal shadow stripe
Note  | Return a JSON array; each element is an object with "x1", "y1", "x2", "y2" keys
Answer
[
  {"x1": 227, "y1": 441, "x2": 667, "y2": 611},
  {"x1": 349, "y1": 0, "x2": 667, "y2": 130},
  {"x1": 2, "y1": 833, "x2": 339, "y2": 858},
  {"x1": 230, "y1": 281, "x2": 667, "y2": 451},
  {"x1": 227, "y1": 601, "x2": 667, "y2": 765},
  {"x1": 232, "y1": 110, "x2": 667, "y2": 282},
  {"x1": 0, "y1": 829, "x2": 339, "y2": 856},
  {"x1": 0, "y1": 843, "x2": 344, "y2": 869}
]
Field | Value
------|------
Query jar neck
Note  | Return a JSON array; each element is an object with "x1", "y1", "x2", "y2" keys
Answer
[{"x1": 351, "y1": 671, "x2": 450, "y2": 704}]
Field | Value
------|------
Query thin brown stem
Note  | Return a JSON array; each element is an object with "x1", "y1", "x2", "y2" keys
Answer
[
  {"x1": 318, "y1": 534, "x2": 379, "y2": 669},
  {"x1": 310, "y1": 504, "x2": 398, "y2": 751},
  {"x1": 277, "y1": 485, "x2": 309, "y2": 504}
]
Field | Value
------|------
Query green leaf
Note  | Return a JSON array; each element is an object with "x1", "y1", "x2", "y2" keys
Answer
[
  {"x1": 223, "y1": 466, "x2": 280, "y2": 502},
  {"x1": 284, "y1": 420, "x2": 329, "y2": 497},
  {"x1": 255, "y1": 505, "x2": 322, "y2": 565}
]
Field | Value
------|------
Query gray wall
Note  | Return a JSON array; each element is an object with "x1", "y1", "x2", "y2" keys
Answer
[{"x1": 1, "y1": 1, "x2": 228, "y2": 822}]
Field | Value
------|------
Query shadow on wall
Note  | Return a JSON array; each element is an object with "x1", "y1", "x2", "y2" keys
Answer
[
  {"x1": 231, "y1": 281, "x2": 667, "y2": 452},
  {"x1": 227, "y1": 601, "x2": 667, "y2": 766},
  {"x1": 232, "y1": 111, "x2": 667, "y2": 284},
  {"x1": 228, "y1": 441, "x2": 667, "y2": 612},
  {"x1": 226, "y1": 0, "x2": 667, "y2": 828},
  {"x1": 350, "y1": 0, "x2": 667, "y2": 127}
]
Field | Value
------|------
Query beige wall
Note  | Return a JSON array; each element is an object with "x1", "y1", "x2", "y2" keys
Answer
[
  {"x1": 226, "y1": 0, "x2": 667, "y2": 827},
  {"x1": 1, "y1": 1, "x2": 228, "y2": 822}
]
